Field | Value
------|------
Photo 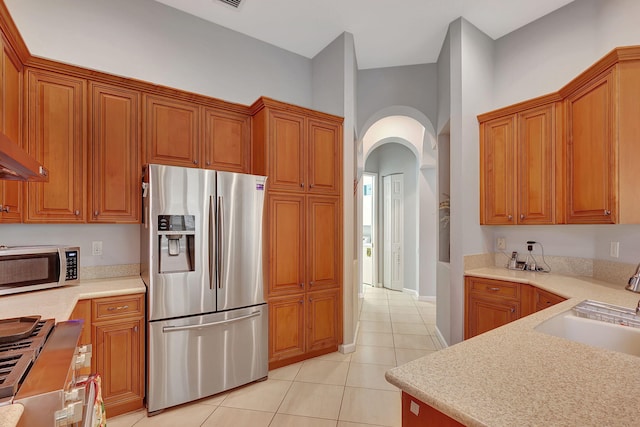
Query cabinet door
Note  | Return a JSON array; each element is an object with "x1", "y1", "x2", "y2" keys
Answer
[
  {"x1": 307, "y1": 118, "x2": 341, "y2": 195},
  {"x1": 466, "y1": 294, "x2": 519, "y2": 339},
  {"x1": 534, "y1": 288, "x2": 566, "y2": 312},
  {"x1": 307, "y1": 196, "x2": 341, "y2": 291},
  {"x1": 517, "y1": 104, "x2": 555, "y2": 224},
  {"x1": 94, "y1": 317, "x2": 144, "y2": 417},
  {"x1": 307, "y1": 288, "x2": 341, "y2": 352},
  {"x1": 480, "y1": 115, "x2": 515, "y2": 224},
  {"x1": 269, "y1": 110, "x2": 305, "y2": 192},
  {"x1": 203, "y1": 108, "x2": 250, "y2": 173},
  {"x1": 0, "y1": 40, "x2": 23, "y2": 222},
  {"x1": 25, "y1": 69, "x2": 86, "y2": 223},
  {"x1": 144, "y1": 94, "x2": 199, "y2": 167},
  {"x1": 88, "y1": 83, "x2": 140, "y2": 223},
  {"x1": 566, "y1": 69, "x2": 616, "y2": 224},
  {"x1": 268, "y1": 194, "x2": 305, "y2": 295},
  {"x1": 269, "y1": 294, "x2": 305, "y2": 364},
  {"x1": 402, "y1": 392, "x2": 465, "y2": 427}
]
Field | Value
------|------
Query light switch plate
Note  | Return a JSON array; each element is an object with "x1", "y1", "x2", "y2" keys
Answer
[
  {"x1": 92, "y1": 241, "x2": 103, "y2": 256},
  {"x1": 497, "y1": 237, "x2": 506, "y2": 251},
  {"x1": 610, "y1": 241, "x2": 619, "y2": 258}
]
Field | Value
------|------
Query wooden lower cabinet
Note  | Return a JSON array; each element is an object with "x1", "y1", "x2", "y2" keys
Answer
[
  {"x1": 268, "y1": 288, "x2": 341, "y2": 369},
  {"x1": 70, "y1": 293, "x2": 145, "y2": 418},
  {"x1": 402, "y1": 392, "x2": 464, "y2": 427},
  {"x1": 465, "y1": 276, "x2": 566, "y2": 339}
]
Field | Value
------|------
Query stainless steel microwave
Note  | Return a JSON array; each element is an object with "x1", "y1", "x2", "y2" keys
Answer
[{"x1": 0, "y1": 245, "x2": 79, "y2": 296}]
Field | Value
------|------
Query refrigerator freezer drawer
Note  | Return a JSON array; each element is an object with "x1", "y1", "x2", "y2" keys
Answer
[{"x1": 147, "y1": 305, "x2": 268, "y2": 413}]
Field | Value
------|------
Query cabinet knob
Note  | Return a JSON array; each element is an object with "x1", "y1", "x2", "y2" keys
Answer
[
  {"x1": 309, "y1": 281, "x2": 314, "y2": 286},
  {"x1": 487, "y1": 287, "x2": 500, "y2": 292},
  {"x1": 75, "y1": 210, "x2": 80, "y2": 216},
  {"x1": 299, "y1": 299, "x2": 303, "y2": 304},
  {"x1": 508, "y1": 214, "x2": 513, "y2": 221},
  {"x1": 94, "y1": 211, "x2": 99, "y2": 216},
  {"x1": 299, "y1": 283, "x2": 304, "y2": 288},
  {"x1": 604, "y1": 210, "x2": 611, "y2": 216},
  {"x1": 510, "y1": 307, "x2": 515, "y2": 313},
  {"x1": 300, "y1": 182, "x2": 304, "y2": 188},
  {"x1": 134, "y1": 325, "x2": 138, "y2": 333},
  {"x1": 193, "y1": 160, "x2": 199, "y2": 165},
  {"x1": 520, "y1": 214, "x2": 525, "y2": 220},
  {"x1": 309, "y1": 184, "x2": 314, "y2": 188},
  {"x1": 2, "y1": 205, "x2": 9, "y2": 213},
  {"x1": 206, "y1": 161, "x2": 211, "y2": 166}
]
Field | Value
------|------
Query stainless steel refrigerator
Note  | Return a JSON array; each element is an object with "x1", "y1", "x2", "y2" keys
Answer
[{"x1": 140, "y1": 163, "x2": 268, "y2": 414}]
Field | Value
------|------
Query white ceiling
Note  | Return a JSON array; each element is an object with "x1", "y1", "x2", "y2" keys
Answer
[{"x1": 152, "y1": 0, "x2": 574, "y2": 69}]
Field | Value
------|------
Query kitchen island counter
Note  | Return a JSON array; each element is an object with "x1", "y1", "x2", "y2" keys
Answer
[
  {"x1": 0, "y1": 276, "x2": 145, "y2": 322},
  {"x1": 386, "y1": 267, "x2": 640, "y2": 426}
]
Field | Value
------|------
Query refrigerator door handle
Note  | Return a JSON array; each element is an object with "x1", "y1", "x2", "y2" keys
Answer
[
  {"x1": 217, "y1": 195, "x2": 224, "y2": 289},
  {"x1": 161, "y1": 311, "x2": 261, "y2": 333},
  {"x1": 208, "y1": 195, "x2": 214, "y2": 290}
]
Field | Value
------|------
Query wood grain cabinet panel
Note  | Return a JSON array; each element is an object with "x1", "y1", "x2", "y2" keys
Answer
[
  {"x1": 0, "y1": 38, "x2": 22, "y2": 222},
  {"x1": 25, "y1": 68, "x2": 86, "y2": 223},
  {"x1": 268, "y1": 110, "x2": 305, "y2": 192},
  {"x1": 88, "y1": 82, "x2": 140, "y2": 223},
  {"x1": 480, "y1": 104, "x2": 557, "y2": 225},
  {"x1": 203, "y1": 108, "x2": 250, "y2": 173},
  {"x1": 144, "y1": 94, "x2": 200, "y2": 168},
  {"x1": 534, "y1": 287, "x2": 566, "y2": 312},
  {"x1": 402, "y1": 392, "x2": 464, "y2": 427},
  {"x1": 268, "y1": 194, "x2": 305, "y2": 295},
  {"x1": 566, "y1": 69, "x2": 615, "y2": 224},
  {"x1": 464, "y1": 276, "x2": 521, "y2": 339},
  {"x1": 307, "y1": 119, "x2": 341, "y2": 195},
  {"x1": 268, "y1": 294, "x2": 306, "y2": 364},
  {"x1": 307, "y1": 195, "x2": 341, "y2": 291},
  {"x1": 307, "y1": 288, "x2": 341, "y2": 352}
]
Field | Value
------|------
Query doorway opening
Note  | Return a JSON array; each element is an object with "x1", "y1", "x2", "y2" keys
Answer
[{"x1": 362, "y1": 173, "x2": 376, "y2": 288}]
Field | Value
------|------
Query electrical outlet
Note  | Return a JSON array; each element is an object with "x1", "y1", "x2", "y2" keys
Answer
[
  {"x1": 92, "y1": 241, "x2": 103, "y2": 256},
  {"x1": 610, "y1": 241, "x2": 619, "y2": 258},
  {"x1": 496, "y1": 237, "x2": 506, "y2": 251}
]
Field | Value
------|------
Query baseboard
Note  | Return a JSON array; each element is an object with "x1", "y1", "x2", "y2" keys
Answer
[
  {"x1": 418, "y1": 295, "x2": 436, "y2": 303},
  {"x1": 433, "y1": 326, "x2": 448, "y2": 349},
  {"x1": 403, "y1": 288, "x2": 418, "y2": 297},
  {"x1": 339, "y1": 341, "x2": 356, "y2": 354}
]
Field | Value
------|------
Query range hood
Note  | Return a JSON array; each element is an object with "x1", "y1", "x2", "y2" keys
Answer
[{"x1": 0, "y1": 132, "x2": 48, "y2": 181}]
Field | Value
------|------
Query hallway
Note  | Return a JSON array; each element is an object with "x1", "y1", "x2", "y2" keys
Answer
[{"x1": 109, "y1": 287, "x2": 441, "y2": 427}]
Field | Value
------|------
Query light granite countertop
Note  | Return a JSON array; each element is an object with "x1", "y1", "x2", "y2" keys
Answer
[
  {"x1": 0, "y1": 404, "x2": 23, "y2": 427},
  {"x1": 0, "y1": 276, "x2": 146, "y2": 322},
  {"x1": 386, "y1": 267, "x2": 640, "y2": 427}
]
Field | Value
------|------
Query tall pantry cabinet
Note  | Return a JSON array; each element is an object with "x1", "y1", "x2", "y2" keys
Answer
[{"x1": 251, "y1": 97, "x2": 343, "y2": 369}]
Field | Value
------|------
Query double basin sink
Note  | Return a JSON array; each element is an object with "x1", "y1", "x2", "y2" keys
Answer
[{"x1": 534, "y1": 299, "x2": 640, "y2": 357}]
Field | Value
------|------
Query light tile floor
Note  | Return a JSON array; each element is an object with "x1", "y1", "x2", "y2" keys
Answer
[{"x1": 109, "y1": 286, "x2": 441, "y2": 427}]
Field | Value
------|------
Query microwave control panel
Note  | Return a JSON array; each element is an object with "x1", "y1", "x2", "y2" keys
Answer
[{"x1": 66, "y1": 251, "x2": 78, "y2": 280}]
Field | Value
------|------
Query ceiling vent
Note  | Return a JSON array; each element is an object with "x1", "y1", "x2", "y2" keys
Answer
[{"x1": 218, "y1": 0, "x2": 242, "y2": 8}]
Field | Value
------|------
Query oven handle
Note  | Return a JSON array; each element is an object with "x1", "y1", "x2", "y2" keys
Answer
[{"x1": 161, "y1": 311, "x2": 261, "y2": 333}]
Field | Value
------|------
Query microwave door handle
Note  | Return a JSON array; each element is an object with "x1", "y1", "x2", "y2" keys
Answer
[
  {"x1": 161, "y1": 311, "x2": 261, "y2": 333},
  {"x1": 58, "y1": 247, "x2": 66, "y2": 283},
  {"x1": 208, "y1": 195, "x2": 214, "y2": 290}
]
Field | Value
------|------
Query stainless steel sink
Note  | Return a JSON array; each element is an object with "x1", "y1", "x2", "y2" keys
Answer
[{"x1": 534, "y1": 300, "x2": 640, "y2": 356}]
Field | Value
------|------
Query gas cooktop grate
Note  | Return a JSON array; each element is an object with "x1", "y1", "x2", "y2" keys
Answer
[{"x1": 0, "y1": 319, "x2": 55, "y2": 400}]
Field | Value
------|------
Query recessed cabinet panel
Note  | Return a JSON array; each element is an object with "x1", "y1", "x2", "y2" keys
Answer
[
  {"x1": 203, "y1": 109, "x2": 250, "y2": 172},
  {"x1": 144, "y1": 95, "x2": 199, "y2": 168},
  {"x1": 481, "y1": 116, "x2": 515, "y2": 224},
  {"x1": 566, "y1": 70, "x2": 615, "y2": 224},
  {"x1": 307, "y1": 289, "x2": 340, "y2": 352},
  {"x1": 26, "y1": 69, "x2": 86, "y2": 223},
  {"x1": 269, "y1": 294, "x2": 305, "y2": 362},
  {"x1": 0, "y1": 41, "x2": 22, "y2": 222},
  {"x1": 269, "y1": 194, "x2": 305, "y2": 295},
  {"x1": 89, "y1": 83, "x2": 140, "y2": 223},
  {"x1": 308, "y1": 119, "x2": 340, "y2": 195},
  {"x1": 269, "y1": 111, "x2": 305, "y2": 192},
  {"x1": 307, "y1": 196, "x2": 340, "y2": 290}
]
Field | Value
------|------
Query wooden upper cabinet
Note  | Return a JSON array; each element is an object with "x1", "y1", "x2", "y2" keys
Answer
[
  {"x1": 269, "y1": 110, "x2": 305, "y2": 192},
  {"x1": 25, "y1": 68, "x2": 86, "y2": 223},
  {"x1": 144, "y1": 94, "x2": 200, "y2": 168},
  {"x1": 202, "y1": 108, "x2": 250, "y2": 173},
  {"x1": 88, "y1": 82, "x2": 141, "y2": 223},
  {"x1": 307, "y1": 195, "x2": 341, "y2": 291},
  {"x1": 307, "y1": 119, "x2": 341, "y2": 195},
  {"x1": 565, "y1": 68, "x2": 615, "y2": 224},
  {"x1": 480, "y1": 103, "x2": 557, "y2": 225},
  {"x1": 0, "y1": 38, "x2": 23, "y2": 222},
  {"x1": 268, "y1": 193, "x2": 305, "y2": 295},
  {"x1": 517, "y1": 104, "x2": 556, "y2": 224},
  {"x1": 480, "y1": 115, "x2": 515, "y2": 224}
]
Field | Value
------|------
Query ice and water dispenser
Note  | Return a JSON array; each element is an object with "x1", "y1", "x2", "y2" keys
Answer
[{"x1": 158, "y1": 215, "x2": 196, "y2": 273}]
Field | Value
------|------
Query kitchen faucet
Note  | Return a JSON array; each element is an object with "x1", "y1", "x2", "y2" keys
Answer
[
  {"x1": 626, "y1": 263, "x2": 640, "y2": 293},
  {"x1": 637, "y1": 300, "x2": 640, "y2": 316}
]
